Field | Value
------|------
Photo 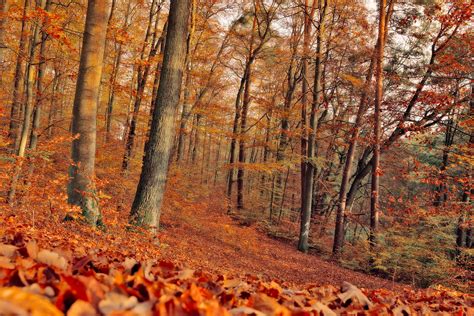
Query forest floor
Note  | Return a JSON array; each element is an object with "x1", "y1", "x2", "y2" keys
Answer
[
  {"x1": 1, "y1": 168, "x2": 473, "y2": 314},
  {"x1": 158, "y1": 185, "x2": 401, "y2": 291}
]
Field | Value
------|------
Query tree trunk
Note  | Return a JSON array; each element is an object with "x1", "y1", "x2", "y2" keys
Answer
[
  {"x1": 67, "y1": 0, "x2": 110, "y2": 226},
  {"x1": 8, "y1": 0, "x2": 28, "y2": 148},
  {"x1": 0, "y1": 0, "x2": 9, "y2": 75},
  {"x1": 236, "y1": 9, "x2": 259, "y2": 211},
  {"x1": 47, "y1": 70, "x2": 60, "y2": 138},
  {"x1": 226, "y1": 72, "x2": 246, "y2": 210},
  {"x1": 298, "y1": 0, "x2": 326, "y2": 253},
  {"x1": 236, "y1": 64, "x2": 253, "y2": 210},
  {"x1": 122, "y1": 0, "x2": 162, "y2": 171},
  {"x1": 176, "y1": 0, "x2": 196, "y2": 162},
  {"x1": 369, "y1": 0, "x2": 387, "y2": 250},
  {"x1": 129, "y1": 0, "x2": 189, "y2": 231},
  {"x1": 30, "y1": 0, "x2": 52, "y2": 150},
  {"x1": 333, "y1": 47, "x2": 377, "y2": 256},
  {"x1": 105, "y1": 0, "x2": 131, "y2": 142}
]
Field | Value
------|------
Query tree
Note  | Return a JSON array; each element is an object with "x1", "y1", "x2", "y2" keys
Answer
[
  {"x1": 68, "y1": 0, "x2": 110, "y2": 226},
  {"x1": 129, "y1": 0, "x2": 190, "y2": 231},
  {"x1": 298, "y1": 0, "x2": 326, "y2": 253},
  {"x1": 122, "y1": 0, "x2": 165, "y2": 172},
  {"x1": 369, "y1": 0, "x2": 388, "y2": 251}
]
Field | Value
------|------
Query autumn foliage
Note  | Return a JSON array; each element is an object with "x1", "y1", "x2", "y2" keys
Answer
[{"x1": 0, "y1": 0, "x2": 473, "y2": 314}]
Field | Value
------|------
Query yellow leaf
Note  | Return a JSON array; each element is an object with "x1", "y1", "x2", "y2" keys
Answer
[{"x1": 0, "y1": 287, "x2": 62, "y2": 316}]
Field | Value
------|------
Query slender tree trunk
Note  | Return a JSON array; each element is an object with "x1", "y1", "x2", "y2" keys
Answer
[
  {"x1": 298, "y1": 0, "x2": 326, "y2": 253},
  {"x1": 9, "y1": 0, "x2": 28, "y2": 147},
  {"x1": 105, "y1": 0, "x2": 131, "y2": 142},
  {"x1": 0, "y1": 0, "x2": 9, "y2": 76},
  {"x1": 226, "y1": 73, "x2": 246, "y2": 211},
  {"x1": 213, "y1": 136, "x2": 222, "y2": 186},
  {"x1": 369, "y1": 0, "x2": 387, "y2": 250},
  {"x1": 333, "y1": 49, "x2": 377, "y2": 256},
  {"x1": 176, "y1": 0, "x2": 196, "y2": 162},
  {"x1": 122, "y1": 0, "x2": 161, "y2": 171},
  {"x1": 236, "y1": 66, "x2": 253, "y2": 210},
  {"x1": 177, "y1": 63, "x2": 192, "y2": 162},
  {"x1": 129, "y1": 0, "x2": 190, "y2": 231},
  {"x1": 300, "y1": 0, "x2": 311, "y2": 219},
  {"x1": 17, "y1": 12, "x2": 42, "y2": 158},
  {"x1": 67, "y1": 0, "x2": 110, "y2": 226},
  {"x1": 191, "y1": 114, "x2": 201, "y2": 163},
  {"x1": 47, "y1": 70, "x2": 60, "y2": 138},
  {"x1": 30, "y1": 0, "x2": 51, "y2": 150},
  {"x1": 236, "y1": 10, "x2": 259, "y2": 211}
]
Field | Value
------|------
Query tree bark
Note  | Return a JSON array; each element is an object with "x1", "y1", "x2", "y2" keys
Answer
[
  {"x1": 30, "y1": 0, "x2": 52, "y2": 150},
  {"x1": 369, "y1": 0, "x2": 387, "y2": 250},
  {"x1": 0, "y1": 0, "x2": 9, "y2": 75},
  {"x1": 298, "y1": 0, "x2": 326, "y2": 253},
  {"x1": 333, "y1": 44, "x2": 377, "y2": 256},
  {"x1": 67, "y1": 0, "x2": 110, "y2": 226},
  {"x1": 104, "y1": 0, "x2": 131, "y2": 142},
  {"x1": 9, "y1": 0, "x2": 28, "y2": 148},
  {"x1": 122, "y1": 0, "x2": 162, "y2": 171},
  {"x1": 129, "y1": 0, "x2": 190, "y2": 231}
]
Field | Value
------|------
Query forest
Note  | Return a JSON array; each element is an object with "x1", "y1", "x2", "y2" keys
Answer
[{"x1": 0, "y1": 0, "x2": 472, "y2": 314}]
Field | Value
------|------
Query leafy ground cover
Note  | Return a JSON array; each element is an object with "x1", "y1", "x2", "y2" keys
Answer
[
  {"x1": 1, "y1": 234, "x2": 473, "y2": 315},
  {"x1": 1, "y1": 195, "x2": 473, "y2": 315}
]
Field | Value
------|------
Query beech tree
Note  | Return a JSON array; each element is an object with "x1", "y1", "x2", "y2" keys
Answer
[
  {"x1": 129, "y1": 0, "x2": 190, "y2": 230},
  {"x1": 68, "y1": 0, "x2": 110, "y2": 225}
]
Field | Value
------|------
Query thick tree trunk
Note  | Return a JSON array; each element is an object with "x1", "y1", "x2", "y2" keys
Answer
[
  {"x1": 67, "y1": 0, "x2": 110, "y2": 226},
  {"x1": 129, "y1": 0, "x2": 189, "y2": 231}
]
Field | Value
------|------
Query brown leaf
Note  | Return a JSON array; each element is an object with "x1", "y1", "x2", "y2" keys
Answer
[{"x1": 338, "y1": 282, "x2": 373, "y2": 308}]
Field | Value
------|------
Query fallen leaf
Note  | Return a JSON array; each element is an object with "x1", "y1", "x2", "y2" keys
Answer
[
  {"x1": 0, "y1": 243, "x2": 18, "y2": 258},
  {"x1": 67, "y1": 300, "x2": 96, "y2": 316},
  {"x1": 0, "y1": 287, "x2": 62, "y2": 316},
  {"x1": 37, "y1": 249, "x2": 68, "y2": 270},
  {"x1": 338, "y1": 281, "x2": 373, "y2": 308}
]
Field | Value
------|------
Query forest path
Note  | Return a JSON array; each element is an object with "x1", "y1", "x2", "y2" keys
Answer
[{"x1": 159, "y1": 188, "x2": 404, "y2": 290}]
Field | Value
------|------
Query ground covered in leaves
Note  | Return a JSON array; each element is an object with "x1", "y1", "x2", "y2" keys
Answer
[
  {"x1": 0, "y1": 201, "x2": 473, "y2": 315},
  {"x1": 1, "y1": 234, "x2": 473, "y2": 315},
  {"x1": 0, "y1": 169, "x2": 472, "y2": 314}
]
